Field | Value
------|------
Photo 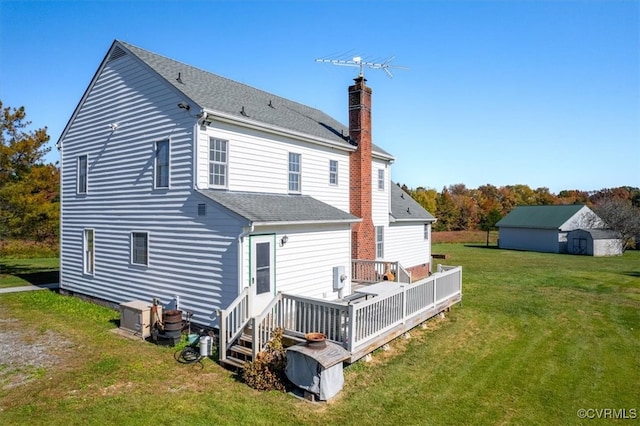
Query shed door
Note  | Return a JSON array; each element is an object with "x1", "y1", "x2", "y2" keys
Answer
[
  {"x1": 573, "y1": 238, "x2": 587, "y2": 255},
  {"x1": 250, "y1": 235, "x2": 275, "y2": 315}
]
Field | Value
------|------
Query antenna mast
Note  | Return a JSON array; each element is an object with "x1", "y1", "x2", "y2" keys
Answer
[{"x1": 315, "y1": 55, "x2": 408, "y2": 78}]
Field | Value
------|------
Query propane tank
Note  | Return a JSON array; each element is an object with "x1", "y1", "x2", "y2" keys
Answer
[{"x1": 199, "y1": 335, "x2": 212, "y2": 357}]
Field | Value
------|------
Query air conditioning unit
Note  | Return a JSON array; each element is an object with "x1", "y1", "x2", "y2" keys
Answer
[{"x1": 119, "y1": 300, "x2": 161, "y2": 339}]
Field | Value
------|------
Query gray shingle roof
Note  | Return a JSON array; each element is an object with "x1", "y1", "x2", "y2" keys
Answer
[
  {"x1": 117, "y1": 41, "x2": 393, "y2": 159},
  {"x1": 496, "y1": 205, "x2": 587, "y2": 229},
  {"x1": 198, "y1": 190, "x2": 359, "y2": 224},
  {"x1": 389, "y1": 183, "x2": 436, "y2": 222}
]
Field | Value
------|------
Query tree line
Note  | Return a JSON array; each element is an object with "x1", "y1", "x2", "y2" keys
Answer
[
  {"x1": 1, "y1": 101, "x2": 638, "y2": 249},
  {"x1": 401, "y1": 183, "x2": 640, "y2": 249}
]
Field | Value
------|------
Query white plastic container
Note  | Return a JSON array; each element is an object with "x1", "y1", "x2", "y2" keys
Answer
[{"x1": 199, "y1": 335, "x2": 212, "y2": 357}]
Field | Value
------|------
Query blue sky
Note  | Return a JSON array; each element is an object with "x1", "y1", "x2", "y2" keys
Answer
[{"x1": 1, "y1": 0, "x2": 638, "y2": 193}]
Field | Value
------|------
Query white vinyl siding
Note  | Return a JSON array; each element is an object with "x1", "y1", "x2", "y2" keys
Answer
[
  {"x1": 329, "y1": 159, "x2": 338, "y2": 185},
  {"x1": 255, "y1": 224, "x2": 352, "y2": 300},
  {"x1": 155, "y1": 139, "x2": 169, "y2": 188},
  {"x1": 195, "y1": 122, "x2": 350, "y2": 211},
  {"x1": 376, "y1": 226, "x2": 384, "y2": 259},
  {"x1": 131, "y1": 232, "x2": 149, "y2": 266},
  {"x1": 209, "y1": 138, "x2": 228, "y2": 188},
  {"x1": 83, "y1": 229, "x2": 94, "y2": 275},
  {"x1": 78, "y1": 155, "x2": 88, "y2": 194},
  {"x1": 288, "y1": 152, "x2": 301, "y2": 193},
  {"x1": 386, "y1": 222, "x2": 431, "y2": 268},
  {"x1": 59, "y1": 49, "x2": 242, "y2": 328}
]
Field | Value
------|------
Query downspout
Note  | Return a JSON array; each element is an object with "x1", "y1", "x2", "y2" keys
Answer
[{"x1": 237, "y1": 223, "x2": 255, "y2": 296}]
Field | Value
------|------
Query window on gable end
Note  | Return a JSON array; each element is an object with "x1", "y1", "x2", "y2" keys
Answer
[
  {"x1": 155, "y1": 139, "x2": 170, "y2": 188},
  {"x1": 131, "y1": 232, "x2": 149, "y2": 266},
  {"x1": 329, "y1": 160, "x2": 338, "y2": 185},
  {"x1": 289, "y1": 152, "x2": 301, "y2": 193},
  {"x1": 84, "y1": 229, "x2": 95, "y2": 275},
  {"x1": 78, "y1": 155, "x2": 88, "y2": 194},
  {"x1": 209, "y1": 137, "x2": 228, "y2": 188}
]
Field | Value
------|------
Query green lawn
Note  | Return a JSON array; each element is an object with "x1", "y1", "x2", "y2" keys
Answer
[
  {"x1": 0, "y1": 247, "x2": 638, "y2": 425},
  {"x1": 0, "y1": 258, "x2": 59, "y2": 288}
]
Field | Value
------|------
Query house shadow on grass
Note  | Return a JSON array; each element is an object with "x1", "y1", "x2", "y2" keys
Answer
[
  {"x1": 0, "y1": 261, "x2": 59, "y2": 288},
  {"x1": 463, "y1": 244, "x2": 501, "y2": 249}
]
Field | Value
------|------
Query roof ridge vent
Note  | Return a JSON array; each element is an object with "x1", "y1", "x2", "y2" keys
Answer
[{"x1": 108, "y1": 45, "x2": 128, "y2": 62}]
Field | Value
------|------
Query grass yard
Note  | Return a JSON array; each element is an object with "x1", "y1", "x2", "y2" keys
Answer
[
  {"x1": 0, "y1": 246, "x2": 638, "y2": 425},
  {"x1": 0, "y1": 258, "x2": 59, "y2": 288}
]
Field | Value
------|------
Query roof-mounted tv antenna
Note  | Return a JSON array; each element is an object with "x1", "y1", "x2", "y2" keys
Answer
[{"x1": 315, "y1": 55, "x2": 408, "y2": 78}]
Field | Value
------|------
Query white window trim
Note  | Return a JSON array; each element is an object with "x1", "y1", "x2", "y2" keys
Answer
[
  {"x1": 424, "y1": 224, "x2": 429, "y2": 240},
  {"x1": 77, "y1": 154, "x2": 88, "y2": 194},
  {"x1": 376, "y1": 226, "x2": 384, "y2": 259},
  {"x1": 329, "y1": 159, "x2": 338, "y2": 186},
  {"x1": 209, "y1": 137, "x2": 228, "y2": 189},
  {"x1": 289, "y1": 152, "x2": 301, "y2": 194},
  {"x1": 83, "y1": 228, "x2": 95, "y2": 275},
  {"x1": 154, "y1": 139, "x2": 170, "y2": 189},
  {"x1": 377, "y1": 169, "x2": 385, "y2": 191},
  {"x1": 131, "y1": 231, "x2": 149, "y2": 266}
]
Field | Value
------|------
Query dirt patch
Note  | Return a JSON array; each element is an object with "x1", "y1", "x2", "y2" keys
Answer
[{"x1": 0, "y1": 318, "x2": 73, "y2": 390}]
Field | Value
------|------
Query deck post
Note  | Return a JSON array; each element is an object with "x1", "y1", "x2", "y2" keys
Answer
[
  {"x1": 217, "y1": 309, "x2": 227, "y2": 362},
  {"x1": 347, "y1": 303, "x2": 356, "y2": 353},
  {"x1": 250, "y1": 317, "x2": 259, "y2": 360}
]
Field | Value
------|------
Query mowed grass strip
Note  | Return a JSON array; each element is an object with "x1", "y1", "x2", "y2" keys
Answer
[{"x1": 0, "y1": 246, "x2": 638, "y2": 425}]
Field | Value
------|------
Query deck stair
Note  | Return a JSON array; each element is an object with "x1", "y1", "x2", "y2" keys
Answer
[{"x1": 221, "y1": 329, "x2": 254, "y2": 369}]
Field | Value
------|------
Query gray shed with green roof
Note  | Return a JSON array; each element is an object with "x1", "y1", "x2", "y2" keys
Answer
[{"x1": 496, "y1": 205, "x2": 604, "y2": 253}]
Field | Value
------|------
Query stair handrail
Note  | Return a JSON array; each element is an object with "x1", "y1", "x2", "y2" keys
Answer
[
  {"x1": 216, "y1": 287, "x2": 251, "y2": 363},
  {"x1": 251, "y1": 293, "x2": 284, "y2": 360}
]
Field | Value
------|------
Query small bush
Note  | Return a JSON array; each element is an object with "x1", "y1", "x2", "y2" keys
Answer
[{"x1": 241, "y1": 328, "x2": 288, "y2": 391}]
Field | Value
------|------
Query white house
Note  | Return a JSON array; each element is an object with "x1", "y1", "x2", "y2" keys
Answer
[
  {"x1": 566, "y1": 229, "x2": 623, "y2": 256},
  {"x1": 496, "y1": 205, "x2": 604, "y2": 253},
  {"x1": 57, "y1": 40, "x2": 436, "y2": 329}
]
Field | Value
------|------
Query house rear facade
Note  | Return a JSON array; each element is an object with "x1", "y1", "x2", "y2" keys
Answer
[{"x1": 57, "y1": 40, "x2": 435, "y2": 327}]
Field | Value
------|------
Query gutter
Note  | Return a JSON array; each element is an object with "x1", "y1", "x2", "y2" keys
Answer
[{"x1": 202, "y1": 109, "x2": 356, "y2": 153}]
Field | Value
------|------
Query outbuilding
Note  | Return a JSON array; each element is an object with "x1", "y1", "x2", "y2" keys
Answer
[
  {"x1": 566, "y1": 229, "x2": 623, "y2": 256},
  {"x1": 496, "y1": 205, "x2": 604, "y2": 253}
]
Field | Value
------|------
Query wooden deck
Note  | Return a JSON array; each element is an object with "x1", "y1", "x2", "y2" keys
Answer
[{"x1": 218, "y1": 266, "x2": 462, "y2": 366}]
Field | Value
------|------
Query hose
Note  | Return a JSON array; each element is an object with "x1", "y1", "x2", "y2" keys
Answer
[{"x1": 174, "y1": 346, "x2": 204, "y2": 369}]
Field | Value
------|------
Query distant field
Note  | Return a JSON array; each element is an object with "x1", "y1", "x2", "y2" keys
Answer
[
  {"x1": 0, "y1": 247, "x2": 638, "y2": 425},
  {"x1": 433, "y1": 230, "x2": 499, "y2": 244}
]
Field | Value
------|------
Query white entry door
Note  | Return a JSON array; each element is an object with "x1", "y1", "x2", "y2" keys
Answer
[{"x1": 250, "y1": 235, "x2": 275, "y2": 315}]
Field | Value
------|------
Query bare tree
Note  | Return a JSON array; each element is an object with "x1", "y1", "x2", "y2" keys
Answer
[{"x1": 592, "y1": 198, "x2": 640, "y2": 251}]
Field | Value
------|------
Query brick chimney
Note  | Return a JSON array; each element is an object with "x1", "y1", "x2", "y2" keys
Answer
[{"x1": 349, "y1": 76, "x2": 375, "y2": 260}]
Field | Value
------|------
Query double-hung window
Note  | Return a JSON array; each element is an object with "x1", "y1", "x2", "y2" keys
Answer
[
  {"x1": 376, "y1": 226, "x2": 384, "y2": 258},
  {"x1": 209, "y1": 138, "x2": 228, "y2": 188},
  {"x1": 131, "y1": 232, "x2": 149, "y2": 266},
  {"x1": 289, "y1": 152, "x2": 301, "y2": 193},
  {"x1": 424, "y1": 224, "x2": 429, "y2": 240},
  {"x1": 155, "y1": 139, "x2": 169, "y2": 188},
  {"x1": 78, "y1": 155, "x2": 88, "y2": 194},
  {"x1": 377, "y1": 169, "x2": 385, "y2": 191},
  {"x1": 329, "y1": 160, "x2": 338, "y2": 185},
  {"x1": 84, "y1": 229, "x2": 94, "y2": 275}
]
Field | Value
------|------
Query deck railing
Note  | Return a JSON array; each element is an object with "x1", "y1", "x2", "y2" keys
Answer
[
  {"x1": 352, "y1": 260, "x2": 411, "y2": 283},
  {"x1": 221, "y1": 266, "x2": 462, "y2": 363}
]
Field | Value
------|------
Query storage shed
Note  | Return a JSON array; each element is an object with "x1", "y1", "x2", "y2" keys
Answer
[
  {"x1": 496, "y1": 205, "x2": 604, "y2": 253},
  {"x1": 566, "y1": 229, "x2": 623, "y2": 256}
]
